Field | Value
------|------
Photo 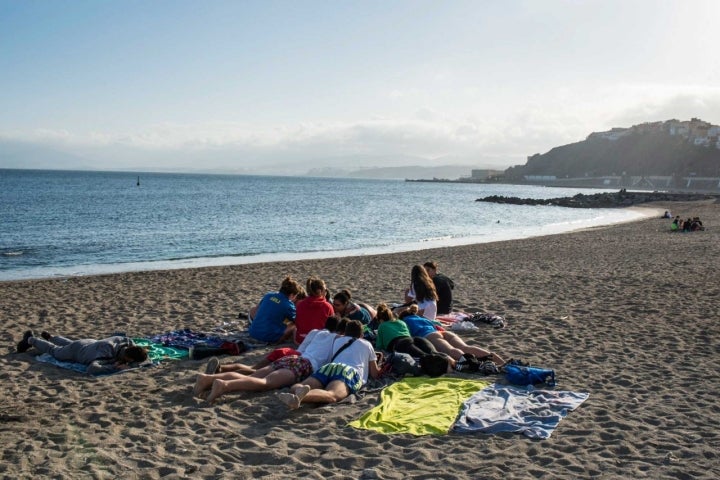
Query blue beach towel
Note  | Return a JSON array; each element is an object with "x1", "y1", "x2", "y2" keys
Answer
[
  {"x1": 35, "y1": 353, "x2": 156, "y2": 376},
  {"x1": 452, "y1": 383, "x2": 589, "y2": 439}
]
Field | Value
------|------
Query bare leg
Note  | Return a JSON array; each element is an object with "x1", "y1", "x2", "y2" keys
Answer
[
  {"x1": 441, "y1": 331, "x2": 505, "y2": 364},
  {"x1": 194, "y1": 371, "x2": 253, "y2": 396},
  {"x1": 300, "y1": 380, "x2": 351, "y2": 405},
  {"x1": 206, "y1": 369, "x2": 296, "y2": 404},
  {"x1": 278, "y1": 377, "x2": 323, "y2": 409},
  {"x1": 218, "y1": 362, "x2": 256, "y2": 374},
  {"x1": 426, "y1": 332, "x2": 464, "y2": 360},
  {"x1": 250, "y1": 357, "x2": 272, "y2": 370}
]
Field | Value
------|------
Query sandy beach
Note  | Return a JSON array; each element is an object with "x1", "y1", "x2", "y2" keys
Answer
[{"x1": 2, "y1": 199, "x2": 719, "y2": 479}]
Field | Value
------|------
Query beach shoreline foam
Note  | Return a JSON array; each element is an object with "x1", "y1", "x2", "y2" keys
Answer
[
  {"x1": 1, "y1": 206, "x2": 661, "y2": 283},
  {"x1": 2, "y1": 199, "x2": 719, "y2": 479}
]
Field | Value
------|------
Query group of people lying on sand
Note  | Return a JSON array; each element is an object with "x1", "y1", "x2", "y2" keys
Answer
[
  {"x1": 193, "y1": 262, "x2": 504, "y2": 409},
  {"x1": 15, "y1": 261, "x2": 503, "y2": 409}
]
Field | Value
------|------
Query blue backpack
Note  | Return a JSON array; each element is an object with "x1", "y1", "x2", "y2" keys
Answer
[{"x1": 504, "y1": 364, "x2": 556, "y2": 387}]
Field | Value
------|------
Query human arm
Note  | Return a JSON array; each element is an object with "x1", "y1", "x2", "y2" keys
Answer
[
  {"x1": 368, "y1": 360, "x2": 380, "y2": 379},
  {"x1": 86, "y1": 359, "x2": 122, "y2": 375}
]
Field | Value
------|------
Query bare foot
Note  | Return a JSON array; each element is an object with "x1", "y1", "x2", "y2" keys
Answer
[
  {"x1": 193, "y1": 374, "x2": 214, "y2": 397},
  {"x1": 205, "y1": 379, "x2": 227, "y2": 405},
  {"x1": 278, "y1": 392, "x2": 301, "y2": 410},
  {"x1": 295, "y1": 384, "x2": 311, "y2": 403}
]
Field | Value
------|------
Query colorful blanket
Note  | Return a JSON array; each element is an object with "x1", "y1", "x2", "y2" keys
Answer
[
  {"x1": 453, "y1": 384, "x2": 590, "y2": 439},
  {"x1": 133, "y1": 338, "x2": 188, "y2": 361},
  {"x1": 348, "y1": 376, "x2": 490, "y2": 435}
]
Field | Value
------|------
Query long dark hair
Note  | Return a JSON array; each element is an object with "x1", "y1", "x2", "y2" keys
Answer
[{"x1": 411, "y1": 265, "x2": 438, "y2": 302}]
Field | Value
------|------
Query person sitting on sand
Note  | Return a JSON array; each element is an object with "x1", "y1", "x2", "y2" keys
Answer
[
  {"x1": 403, "y1": 265, "x2": 439, "y2": 320},
  {"x1": 294, "y1": 277, "x2": 334, "y2": 345},
  {"x1": 279, "y1": 319, "x2": 380, "y2": 409},
  {"x1": 671, "y1": 216, "x2": 682, "y2": 231},
  {"x1": 375, "y1": 303, "x2": 437, "y2": 358},
  {"x1": 248, "y1": 276, "x2": 302, "y2": 343},
  {"x1": 332, "y1": 289, "x2": 372, "y2": 325},
  {"x1": 16, "y1": 330, "x2": 148, "y2": 374},
  {"x1": 399, "y1": 305, "x2": 504, "y2": 365},
  {"x1": 194, "y1": 316, "x2": 342, "y2": 404},
  {"x1": 423, "y1": 261, "x2": 455, "y2": 315}
]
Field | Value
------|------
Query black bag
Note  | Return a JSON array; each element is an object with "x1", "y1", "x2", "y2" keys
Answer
[
  {"x1": 455, "y1": 353, "x2": 481, "y2": 373},
  {"x1": 419, "y1": 353, "x2": 450, "y2": 377}
]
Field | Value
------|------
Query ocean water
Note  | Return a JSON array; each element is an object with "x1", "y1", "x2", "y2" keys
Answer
[{"x1": 0, "y1": 169, "x2": 650, "y2": 281}]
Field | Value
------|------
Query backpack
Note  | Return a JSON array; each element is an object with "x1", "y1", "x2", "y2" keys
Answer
[
  {"x1": 504, "y1": 364, "x2": 556, "y2": 387},
  {"x1": 419, "y1": 353, "x2": 450, "y2": 377},
  {"x1": 385, "y1": 352, "x2": 422, "y2": 376}
]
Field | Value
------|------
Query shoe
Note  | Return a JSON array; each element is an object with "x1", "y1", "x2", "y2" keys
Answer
[
  {"x1": 17, "y1": 330, "x2": 34, "y2": 353},
  {"x1": 41, "y1": 331, "x2": 52, "y2": 341},
  {"x1": 205, "y1": 357, "x2": 220, "y2": 374}
]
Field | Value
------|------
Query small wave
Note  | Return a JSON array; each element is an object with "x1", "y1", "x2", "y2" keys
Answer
[
  {"x1": 2, "y1": 251, "x2": 24, "y2": 256},
  {"x1": 420, "y1": 235, "x2": 454, "y2": 242}
]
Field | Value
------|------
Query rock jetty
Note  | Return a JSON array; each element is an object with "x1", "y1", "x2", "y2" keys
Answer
[{"x1": 476, "y1": 190, "x2": 716, "y2": 208}]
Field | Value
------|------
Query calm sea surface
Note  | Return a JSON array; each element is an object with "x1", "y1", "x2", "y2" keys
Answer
[{"x1": 0, "y1": 169, "x2": 646, "y2": 281}]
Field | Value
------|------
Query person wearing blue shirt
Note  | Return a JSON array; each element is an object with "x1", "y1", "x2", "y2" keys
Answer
[{"x1": 248, "y1": 277, "x2": 302, "y2": 343}]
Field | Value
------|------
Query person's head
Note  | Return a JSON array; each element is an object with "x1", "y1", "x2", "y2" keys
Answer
[
  {"x1": 398, "y1": 304, "x2": 419, "y2": 319},
  {"x1": 332, "y1": 289, "x2": 353, "y2": 315},
  {"x1": 411, "y1": 265, "x2": 438, "y2": 302},
  {"x1": 423, "y1": 261, "x2": 438, "y2": 278},
  {"x1": 123, "y1": 346, "x2": 148, "y2": 363},
  {"x1": 306, "y1": 277, "x2": 327, "y2": 298},
  {"x1": 345, "y1": 319, "x2": 364, "y2": 339},
  {"x1": 324, "y1": 315, "x2": 339, "y2": 332},
  {"x1": 335, "y1": 317, "x2": 349, "y2": 335},
  {"x1": 279, "y1": 276, "x2": 301, "y2": 298},
  {"x1": 294, "y1": 286, "x2": 307, "y2": 303},
  {"x1": 375, "y1": 303, "x2": 395, "y2": 323}
]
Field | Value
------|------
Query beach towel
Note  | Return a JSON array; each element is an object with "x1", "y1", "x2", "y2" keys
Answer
[
  {"x1": 35, "y1": 353, "x2": 156, "y2": 376},
  {"x1": 148, "y1": 328, "x2": 226, "y2": 349},
  {"x1": 133, "y1": 338, "x2": 188, "y2": 361},
  {"x1": 349, "y1": 376, "x2": 489, "y2": 435},
  {"x1": 452, "y1": 383, "x2": 589, "y2": 439}
]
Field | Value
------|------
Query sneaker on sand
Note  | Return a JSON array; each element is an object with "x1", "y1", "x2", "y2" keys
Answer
[{"x1": 205, "y1": 357, "x2": 221, "y2": 375}]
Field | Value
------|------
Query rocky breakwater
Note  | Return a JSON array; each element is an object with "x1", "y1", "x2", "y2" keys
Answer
[{"x1": 476, "y1": 190, "x2": 716, "y2": 208}]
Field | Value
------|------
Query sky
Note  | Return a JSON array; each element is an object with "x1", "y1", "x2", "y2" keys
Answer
[{"x1": 1, "y1": 0, "x2": 719, "y2": 175}]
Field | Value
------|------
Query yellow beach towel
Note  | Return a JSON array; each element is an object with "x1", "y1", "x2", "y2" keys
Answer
[{"x1": 349, "y1": 376, "x2": 489, "y2": 435}]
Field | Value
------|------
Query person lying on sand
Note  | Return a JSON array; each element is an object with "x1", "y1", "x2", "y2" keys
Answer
[
  {"x1": 279, "y1": 320, "x2": 380, "y2": 409},
  {"x1": 194, "y1": 316, "x2": 344, "y2": 404},
  {"x1": 399, "y1": 305, "x2": 505, "y2": 365},
  {"x1": 16, "y1": 330, "x2": 148, "y2": 374}
]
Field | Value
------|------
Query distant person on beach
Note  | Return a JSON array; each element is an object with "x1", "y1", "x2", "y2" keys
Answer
[
  {"x1": 399, "y1": 305, "x2": 504, "y2": 365},
  {"x1": 662, "y1": 210, "x2": 672, "y2": 219},
  {"x1": 248, "y1": 276, "x2": 302, "y2": 344},
  {"x1": 423, "y1": 261, "x2": 455, "y2": 315},
  {"x1": 403, "y1": 265, "x2": 439, "y2": 319},
  {"x1": 279, "y1": 320, "x2": 380, "y2": 409},
  {"x1": 671, "y1": 216, "x2": 682, "y2": 231},
  {"x1": 332, "y1": 290, "x2": 372, "y2": 325},
  {"x1": 194, "y1": 317, "x2": 342, "y2": 404},
  {"x1": 16, "y1": 330, "x2": 148, "y2": 374},
  {"x1": 293, "y1": 277, "x2": 334, "y2": 345},
  {"x1": 374, "y1": 303, "x2": 437, "y2": 357}
]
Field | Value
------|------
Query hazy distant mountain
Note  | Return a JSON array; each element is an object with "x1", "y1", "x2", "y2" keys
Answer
[
  {"x1": 504, "y1": 118, "x2": 720, "y2": 180},
  {"x1": 307, "y1": 165, "x2": 475, "y2": 180},
  {"x1": 0, "y1": 140, "x2": 93, "y2": 170}
]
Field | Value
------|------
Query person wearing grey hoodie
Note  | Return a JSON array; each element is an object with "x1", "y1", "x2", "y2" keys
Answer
[{"x1": 17, "y1": 330, "x2": 148, "y2": 374}]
